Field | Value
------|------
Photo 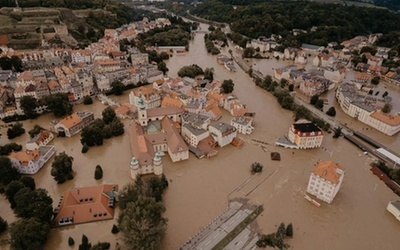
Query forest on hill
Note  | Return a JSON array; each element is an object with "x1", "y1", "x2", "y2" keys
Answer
[{"x1": 188, "y1": 0, "x2": 400, "y2": 48}]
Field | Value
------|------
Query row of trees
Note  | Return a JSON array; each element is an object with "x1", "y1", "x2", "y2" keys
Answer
[
  {"x1": 254, "y1": 75, "x2": 331, "y2": 131},
  {"x1": 118, "y1": 175, "x2": 169, "y2": 249},
  {"x1": 0, "y1": 156, "x2": 53, "y2": 249},
  {"x1": 20, "y1": 93, "x2": 73, "y2": 119}
]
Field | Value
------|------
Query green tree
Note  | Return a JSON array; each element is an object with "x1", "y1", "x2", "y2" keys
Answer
[
  {"x1": 44, "y1": 93, "x2": 73, "y2": 117},
  {"x1": 177, "y1": 64, "x2": 204, "y2": 78},
  {"x1": 371, "y1": 76, "x2": 380, "y2": 85},
  {"x1": 0, "y1": 156, "x2": 21, "y2": 186},
  {"x1": 0, "y1": 142, "x2": 22, "y2": 155},
  {"x1": 251, "y1": 162, "x2": 263, "y2": 174},
  {"x1": 102, "y1": 107, "x2": 116, "y2": 124},
  {"x1": 111, "y1": 80, "x2": 125, "y2": 95},
  {"x1": 286, "y1": 223, "x2": 293, "y2": 237},
  {"x1": 28, "y1": 124, "x2": 44, "y2": 138},
  {"x1": 5, "y1": 180, "x2": 25, "y2": 209},
  {"x1": 94, "y1": 165, "x2": 103, "y2": 180},
  {"x1": 333, "y1": 127, "x2": 342, "y2": 139},
  {"x1": 101, "y1": 125, "x2": 112, "y2": 139},
  {"x1": 315, "y1": 99, "x2": 324, "y2": 111},
  {"x1": 51, "y1": 152, "x2": 74, "y2": 184},
  {"x1": 83, "y1": 95, "x2": 93, "y2": 105},
  {"x1": 110, "y1": 117, "x2": 124, "y2": 136},
  {"x1": 20, "y1": 96, "x2": 38, "y2": 118},
  {"x1": 68, "y1": 236, "x2": 75, "y2": 246},
  {"x1": 79, "y1": 234, "x2": 92, "y2": 250},
  {"x1": 19, "y1": 176, "x2": 36, "y2": 190},
  {"x1": 7, "y1": 122, "x2": 25, "y2": 139},
  {"x1": 111, "y1": 224, "x2": 120, "y2": 234},
  {"x1": 0, "y1": 56, "x2": 11, "y2": 70},
  {"x1": 204, "y1": 67, "x2": 214, "y2": 81},
  {"x1": 158, "y1": 61, "x2": 169, "y2": 74},
  {"x1": 276, "y1": 222, "x2": 286, "y2": 240},
  {"x1": 81, "y1": 125, "x2": 104, "y2": 147},
  {"x1": 82, "y1": 143, "x2": 89, "y2": 153},
  {"x1": 310, "y1": 94, "x2": 319, "y2": 105},
  {"x1": 9, "y1": 218, "x2": 50, "y2": 250},
  {"x1": 13, "y1": 188, "x2": 53, "y2": 223},
  {"x1": 382, "y1": 103, "x2": 392, "y2": 113},
  {"x1": 221, "y1": 79, "x2": 235, "y2": 93},
  {"x1": 0, "y1": 216, "x2": 7, "y2": 234},
  {"x1": 118, "y1": 196, "x2": 167, "y2": 250},
  {"x1": 326, "y1": 106, "x2": 336, "y2": 116},
  {"x1": 10, "y1": 55, "x2": 23, "y2": 72}
]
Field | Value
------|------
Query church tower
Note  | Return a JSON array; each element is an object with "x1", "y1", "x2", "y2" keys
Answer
[
  {"x1": 137, "y1": 92, "x2": 148, "y2": 126},
  {"x1": 153, "y1": 151, "x2": 163, "y2": 176},
  {"x1": 130, "y1": 156, "x2": 140, "y2": 179}
]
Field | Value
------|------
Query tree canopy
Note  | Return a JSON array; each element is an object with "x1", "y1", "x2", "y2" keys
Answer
[
  {"x1": 190, "y1": 0, "x2": 400, "y2": 47},
  {"x1": 44, "y1": 93, "x2": 73, "y2": 117},
  {"x1": 50, "y1": 152, "x2": 74, "y2": 183},
  {"x1": 0, "y1": 156, "x2": 21, "y2": 186},
  {"x1": 7, "y1": 122, "x2": 25, "y2": 139},
  {"x1": 9, "y1": 218, "x2": 50, "y2": 250},
  {"x1": 221, "y1": 79, "x2": 235, "y2": 93},
  {"x1": 177, "y1": 64, "x2": 204, "y2": 78},
  {"x1": 20, "y1": 96, "x2": 39, "y2": 118},
  {"x1": 118, "y1": 196, "x2": 167, "y2": 250},
  {"x1": 13, "y1": 187, "x2": 53, "y2": 223},
  {"x1": 102, "y1": 107, "x2": 116, "y2": 124}
]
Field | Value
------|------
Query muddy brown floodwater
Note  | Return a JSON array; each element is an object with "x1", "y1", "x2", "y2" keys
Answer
[{"x1": 1, "y1": 21, "x2": 400, "y2": 250}]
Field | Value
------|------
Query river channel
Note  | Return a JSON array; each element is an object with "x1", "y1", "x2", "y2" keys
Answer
[{"x1": 0, "y1": 21, "x2": 399, "y2": 250}]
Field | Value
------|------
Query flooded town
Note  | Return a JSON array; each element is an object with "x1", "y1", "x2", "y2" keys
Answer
[{"x1": 1, "y1": 7, "x2": 400, "y2": 250}]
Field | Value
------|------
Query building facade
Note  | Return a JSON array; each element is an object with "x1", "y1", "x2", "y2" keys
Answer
[
  {"x1": 287, "y1": 120, "x2": 323, "y2": 149},
  {"x1": 306, "y1": 161, "x2": 345, "y2": 204}
]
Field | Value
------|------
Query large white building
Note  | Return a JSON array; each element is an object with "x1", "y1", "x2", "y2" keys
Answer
[
  {"x1": 336, "y1": 82, "x2": 400, "y2": 136},
  {"x1": 287, "y1": 120, "x2": 323, "y2": 149},
  {"x1": 8, "y1": 146, "x2": 55, "y2": 174},
  {"x1": 306, "y1": 161, "x2": 345, "y2": 204}
]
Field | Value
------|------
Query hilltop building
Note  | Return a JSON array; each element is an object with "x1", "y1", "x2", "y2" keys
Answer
[{"x1": 306, "y1": 161, "x2": 345, "y2": 204}]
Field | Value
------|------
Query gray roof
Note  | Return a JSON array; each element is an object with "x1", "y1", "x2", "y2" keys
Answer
[
  {"x1": 231, "y1": 117, "x2": 251, "y2": 126},
  {"x1": 390, "y1": 200, "x2": 400, "y2": 210},
  {"x1": 210, "y1": 122, "x2": 236, "y2": 133},
  {"x1": 183, "y1": 123, "x2": 208, "y2": 136},
  {"x1": 302, "y1": 43, "x2": 323, "y2": 51},
  {"x1": 182, "y1": 111, "x2": 209, "y2": 124}
]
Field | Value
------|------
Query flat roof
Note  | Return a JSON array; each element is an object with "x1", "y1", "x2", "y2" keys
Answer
[{"x1": 376, "y1": 148, "x2": 400, "y2": 165}]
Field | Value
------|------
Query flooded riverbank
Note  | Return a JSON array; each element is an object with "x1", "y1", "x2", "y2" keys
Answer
[{"x1": 0, "y1": 21, "x2": 399, "y2": 250}]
